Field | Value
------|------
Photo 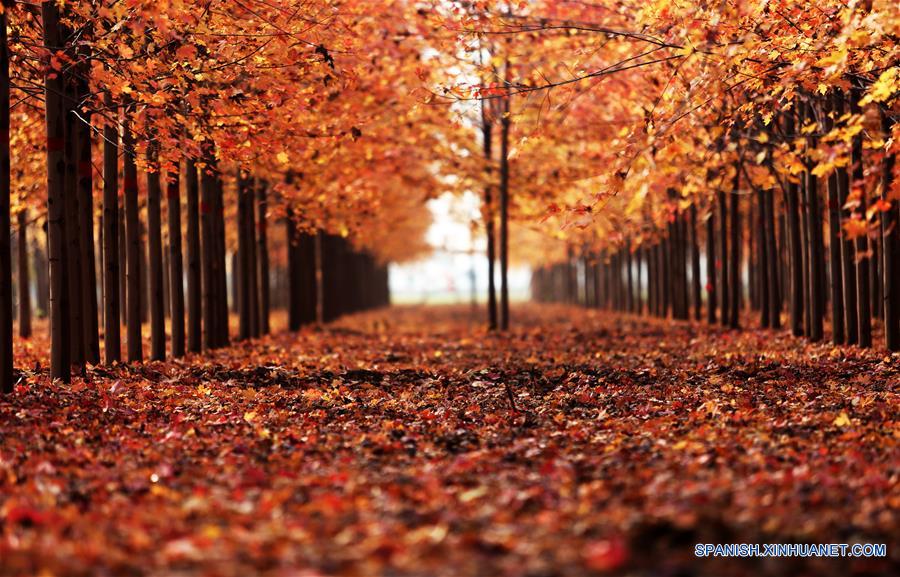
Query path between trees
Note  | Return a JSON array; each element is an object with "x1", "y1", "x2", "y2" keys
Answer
[{"x1": 0, "y1": 305, "x2": 897, "y2": 576}]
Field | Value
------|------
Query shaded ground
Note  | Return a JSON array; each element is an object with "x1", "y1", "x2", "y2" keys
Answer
[{"x1": 1, "y1": 305, "x2": 897, "y2": 576}]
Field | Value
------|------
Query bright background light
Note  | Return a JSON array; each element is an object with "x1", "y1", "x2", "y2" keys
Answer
[{"x1": 389, "y1": 192, "x2": 532, "y2": 304}]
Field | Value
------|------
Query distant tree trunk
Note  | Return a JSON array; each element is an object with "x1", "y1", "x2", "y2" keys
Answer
[
  {"x1": 286, "y1": 209, "x2": 301, "y2": 330},
  {"x1": 880, "y1": 108, "x2": 898, "y2": 350},
  {"x1": 213, "y1": 173, "x2": 229, "y2": 347},
  {"x1": 301, "y1": 231, "x2": 318, "y2": 325},
  {"x1": 757, "y1": 188, "x2": 770, "y2": 328},
  {"x1": 482, "y1": 100, "x2": 498, "y2": 330},
  {"x1": 729, "y1": 177, "x2": 741, "y2": 329},
  {"x1": 805, "y1": 104, "x2": 824, "y2": 342},
  {"x1": 43, "y1": 2, "x2": 70, "y2": 381},
  {"x1": 718, "y1": 190, "x2": 729, "y2": 326},
  {"x1": 97, "y1": 213, "x2": 103, "y2": 331},
  {"x1": 138, "y1": 223, "x2": 148, "y2": 324},
  {"x1": 162, "y1": 249, "x2": 170, "y2": 320},
  {"x1": 636, "y1": 246, "x2": 643, "y2": 314},
  {"x1": 321, "y1": 233, "x2": 340, "y2": 322},
  {"x1": 229, "y1": 251, "x2": 241, "y2": 316},
  {"x1": 765, "y1": 189, "x2": 781, "y2": 329},
  {"x1": 102, "y1": 95, "x2": 120, "y2": 363},
  {"x1": 668, "y1": 219, "x2": 682, "y2": 319},
  {"x1": 498, "y1": 90, "x2": 511, "y2": 331},
  {"x1": 34, "y1": 225, "x2": 49, "y2": 319},
  {"x1": 827, "y1": 165, "x2": 846, "y2": 344},
  {"x1": 123, "y1": 110, "x2": 142, "y2": 363},
  {"x1": 200, "y1": 151, "x2": 216, "y2": 350},
  {"x1": 799, "y1": 157, "x2": 812, "y2": 339},
  {"x1": 783, "y1": 115, "x2": 804, "y2": 337},
  {"x1": 238, "y1": 173, "x2": 251, "y2": 340},
  {"x1": 850, "y1": 86, "x2": 871, "y2": 348},
  {"x1": 871, "y1": 228, "x2": 881, "y2": 321},
  {"x1": 678, "y1": 213, "x2": 690, "y2": 318},
  {"x1": 16, "y1": 211, "x2": 30, "y2": 338},
  {"x1": 661, "y1": 237, "x2": 671, "y2": 317},
  {"x1": 256, "y1": 179, "x2": 270, "y2": 335},
  {"x1": 63, "y1": 62, "x2": 84, "y2": 368},
  {"x1": 706, "y1": 210, "x2": 716, "y2": 324},
  {"x1": 0, "y1": 3, "x2": 10, "y2": 391},
  {"x1": 146, "y1": 138, "x2": 165, "y2": 361},
  {"x1": 625, "y1": 239, "x2": 634, "y2": 313},
  {"x1": 246, "y1": 179, "x2": 259, "y2": 338},
  {"x1": 690, "y1": 205, "x2": 702, "y2": 321},
  {"x1": 76, "y1": 72, "x2": 99, "y2": 365},
  {"x1": 185, "y1": 159, "x2": 201, "y2": 353},
  {"x1": 118, "y1": 206, "x2": 127, "y2": 327},
  {"x1": 168, "y1": 165, "x2": 185, "y2": 357},
  {"x1": 749, "y1": 200, "x2": 758, "y2": 311}
]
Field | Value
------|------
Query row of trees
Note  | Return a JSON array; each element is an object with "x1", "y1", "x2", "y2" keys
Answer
[
  {"x1": 441, "y1": 1, "x2": 898, "y2": 345},
  {"x1": 533, "y1": 91, "x2": 897, "y2": 350},
  {"x1": 1, "y1": 0, "x2": 453, "y2": 392}
]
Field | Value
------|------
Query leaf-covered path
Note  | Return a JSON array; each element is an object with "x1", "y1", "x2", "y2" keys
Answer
[{"x1": 1, "y1": 305, "x2": 898, "y2": 576}]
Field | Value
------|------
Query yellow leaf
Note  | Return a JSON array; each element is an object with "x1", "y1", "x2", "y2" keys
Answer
[
  {"x1": 832, "y1": 412, "x2": 851, "y2": 428},
  {"x1": 243, "y1": 411, "x2": 257, "y2": 423},
  {"x1": 860, "y1": 68, "x2": 898, "y2": 106}
]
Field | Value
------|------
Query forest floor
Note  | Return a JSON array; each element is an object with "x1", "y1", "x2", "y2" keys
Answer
[{"x1": 1, "y1": 305, "x2": 898, "y2": 577}]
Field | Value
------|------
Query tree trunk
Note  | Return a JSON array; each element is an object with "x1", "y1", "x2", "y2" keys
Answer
[
  {"x1": 706, "y1": 210, "x2": 716, "y2": 324},
  {"x1": 168, "y1": 165, "x2": 185, "y2": 357},
  {"x1": 662, "y1": 237, "x2": 671, "y2": 317},
  {"x1": 246, "y1": 179, "x2": 259, "y2": 338},
  {"x1": 63, "y1": 63, "x2": 84, "y2": 368},
  {"x1": 0, "y1": 3, "x2": 10, "y2": 391},
  {"x1": 636, "y1": 246, "x2": 643, "y2": 314},
  {"x1": 256, "y1": 180, "x2": 270, "y2": 335},
  {"x1": 757, "y1": 188, "x2": 770, "y2": 328},
  {"x1": 498, "y1": 91, "x2": 511, "y2": 331},
  {"x1": 123, "y1": 110, "x2": 142, "y2": 363},
  {"x1": 765, "y1": 189, "x2": 781, "y2": 329},
  {"x1": 146, "y1": 138, "x2": 165, "y2": 360},
  {"x1": 162, "y1": 248, "x2": 170, "y2": 320},
  {"x1": 200, "y1": 151, "x2": 216, "y2": 350},
  {"x1": 871, "y1": 229, "x2": 881, "y2": 320},
  {"x1": 16, "y1": 211, "x2": 30, "y2": 338},
  {"x1": 690, "y1": 205, "x2": 702, "y2": 321},
  {"x1": 827, "y1": 167, "x2": 846, "y2": 344},
  {"x1": 213, "y1": 173, "x2": 229, "y2": 347},
  {"x1": 799, "y1": 155, "x2": 812, "y2": 339},
  {"x1": 806, "y1": 106, "x2": 825, "y2": 342},
  {"x1": 238, "y1": 173, "x2": 251, "y2": 340},
  {"x1": 881, "y1": 108, "x2": 898, "y2": 350},
  {"x1": 118, "y1": 206, "x2": 127, "y2": 329},
  {"x1": 749, "y1": 200, "x2": 758, "y2": 312},
  {"x1": 286, "y1": 210, "x2": 300, "y2": 331},
  {"x1": 76, "y1": 78, "x2": 99, "y2": 365},
  {"x1": 482, "y1": 100, "x2": 498, "y2": 330},
  {"x1": 44, "y1": 2, "x2": 70, "y2": 381},
  {"x1": 729, "y1": 179, "x2": 741, "y2": 329},
  {"x1": 185, "y1": 159, "x2": 201, "y2": 353},
  {"x1": 625, "y1": 239, "x2": 634, "y2": 313},
  {"x1": 718, "y1": 190, "x2": 729, "y2": 326},
  {"x1": 850, "y1": 87, "x2": 871, "y2": 347},
  {"x1": 102, "y1": 95, "x2": 120, "y2": 363},
  {"x1": 783, "y1": 117, "x2": 805, "y2": 337},
  {"x1": 34, "y1": 225, "x2": 49, "y2": 319}
]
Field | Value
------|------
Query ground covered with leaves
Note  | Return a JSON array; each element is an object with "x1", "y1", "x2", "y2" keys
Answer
[{"x1": 1, "y1": 305, "x2": 898, "y2": 576}]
